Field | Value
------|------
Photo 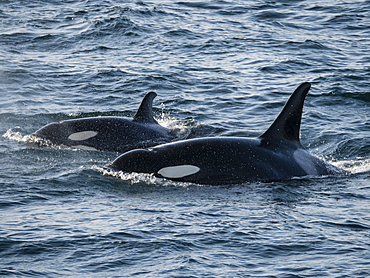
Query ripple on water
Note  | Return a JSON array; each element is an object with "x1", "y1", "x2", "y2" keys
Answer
[{"x1": 1, "y1": 0, "x2": 369, "y2": 277}]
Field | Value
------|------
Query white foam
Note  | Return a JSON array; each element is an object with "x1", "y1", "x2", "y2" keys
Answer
[
  {"x1": 157, "y1": 112, "x2": 192, "y2": 140},
  {"x1": 68, "y1": 131, "x2": 98, "y2": 141},
  {"x1": 94, "y1": 166, "x2": 193, "y2": 187},
  {"x1": 333, "y1": 157, "x2": 370, "y2": 174},
  {"x1": 2, "y1": 128, "x2": 27, "y2": 142},
  {"x1": 157, "y1": 165, "x2": 200, "y2": 178},
  {"x1": 73, "y1": 145, "x2": 98, "y2": 151}
]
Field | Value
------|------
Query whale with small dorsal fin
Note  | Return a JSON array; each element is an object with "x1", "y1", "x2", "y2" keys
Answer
[
  {"x1": 32, "y1": 92, "x2": 178, "y2": 152},
  {"x1": 108, "y1": 83, "x2": 347, "y2": 184}
]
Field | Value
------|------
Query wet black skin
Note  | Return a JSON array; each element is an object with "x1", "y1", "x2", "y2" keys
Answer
[
  {"x1": 32, "y1": 92, "x2": 177, "y2": 152},
  {"x1": 109, "y1": 83, "x2": 347, "y2": 184}
]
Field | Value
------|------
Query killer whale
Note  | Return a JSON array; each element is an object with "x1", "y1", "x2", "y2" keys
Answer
[
  {"x1": 108, "y1": 83, "x2": 347, "y2": 184},
  {"x1": 32, "y1": 92, "x2": 178, "y2": 152}
]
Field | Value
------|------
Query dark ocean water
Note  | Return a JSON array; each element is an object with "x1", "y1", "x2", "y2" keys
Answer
[{"x1": 1, "y1": 0, "x2": 370, "y2": 277}]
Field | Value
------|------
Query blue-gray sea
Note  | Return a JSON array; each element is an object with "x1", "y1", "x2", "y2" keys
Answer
[{"x1": 1, "y1": 1, "x2": 370, "y2": 277}]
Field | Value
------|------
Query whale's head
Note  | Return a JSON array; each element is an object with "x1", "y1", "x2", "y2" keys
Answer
[
  {"x1": 32, "y1": 120, "x2": 99, "y2": 147},
  {"x1": 33, "y1": 122, "x2": 73, "y2": 143},
  {"x1": 109, "y1": 148, "x2": 158, "y2": 174}
]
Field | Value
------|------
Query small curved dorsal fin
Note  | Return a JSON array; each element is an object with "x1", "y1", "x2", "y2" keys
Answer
[
  {"x1": 133, "y1": 92, "x2": 158, "y2": 124},
  {"x1": 259, "y1": 82, "x2": 311, "y2": 144}
]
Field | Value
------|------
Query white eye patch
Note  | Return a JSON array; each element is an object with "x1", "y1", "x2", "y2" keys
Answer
[
  {"x1": 68, "y1": 131, "x2": 98, "y2": 141},
  {"x1": 157, "y1": 165, "x2": 200, "y2": 179}
]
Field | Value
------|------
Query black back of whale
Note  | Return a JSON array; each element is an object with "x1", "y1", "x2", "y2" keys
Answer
[
  {"x1": 33, "y1": 92, "x2": 175, "y2": 152},
  {"x1": 109, "y1": 83, "x2": 346, "y2": 184}
]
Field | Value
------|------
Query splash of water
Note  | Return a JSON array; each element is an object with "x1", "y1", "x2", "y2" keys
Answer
[
  {"x1": 3, "y1": 128, "x2": 33, "y2": 143},
  {"x1": 156, "y1": 109, "x2": 192, "y2": 140},
  {"x1": 93, "y1": 165, "x2": 196, "y2": 187},
  {"x1": 333, "y1": 157, "x2": 370, "y2": 175},
  {"x1": 3, "y1": 128, "x2": 70, "y2": 150}
]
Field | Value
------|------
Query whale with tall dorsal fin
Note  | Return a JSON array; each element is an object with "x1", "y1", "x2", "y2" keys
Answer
[
  {"x1": 108, "y1": 83, "x2": 347, "y2": 184},
  {"x1": 32, "y1": 92, "x2": 179, "y2": 152}
]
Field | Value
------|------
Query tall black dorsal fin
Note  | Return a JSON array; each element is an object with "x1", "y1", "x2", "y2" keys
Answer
[
  {"x1": 133, "y1": 92, "x2": 158, "y2": 124},
  {"x1": 259, "y1": 82, "x2": 311, "y2": 143}
]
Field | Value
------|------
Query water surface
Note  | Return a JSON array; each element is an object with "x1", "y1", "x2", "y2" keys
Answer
[{"x1": 1, "y1": 1, "x2": 369, "y2": 277}]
